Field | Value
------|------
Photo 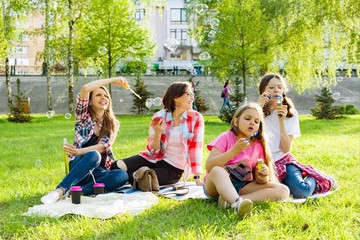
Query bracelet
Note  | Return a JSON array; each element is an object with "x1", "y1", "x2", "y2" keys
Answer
[{"x1": 193, "y1": 175, "x2": 200, "y2": 180}]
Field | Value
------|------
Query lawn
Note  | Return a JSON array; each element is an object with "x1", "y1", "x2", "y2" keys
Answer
[{"x1": 0, "y1": 114, "x2": 359, "y2": 239}]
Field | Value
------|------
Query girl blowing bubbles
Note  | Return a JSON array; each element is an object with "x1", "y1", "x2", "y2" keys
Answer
[
  {"x1": 204, "y1": 103, "x2": 289, "y2": 217},
  {"x1": 258, "y1": 73, "x2": 337, "y2": 198}
]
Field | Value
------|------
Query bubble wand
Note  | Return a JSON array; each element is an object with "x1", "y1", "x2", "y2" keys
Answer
[
  {"x1": 63, "y1": 138, "x2": 70, "y2": 174},
  {"x1": 121, "y1": 83, "x2": 142, "y2": 99}
]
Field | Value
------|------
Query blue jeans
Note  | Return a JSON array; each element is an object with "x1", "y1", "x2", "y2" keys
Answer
[
  {"x1": 57, "y1": 151, "x2": 128, "y2": 195},
  {"x1": 283, "y1": 164, "x2": 316, "y2": 198},
  {"x1": 221, "y1": 97, "x2": 231, "y2": 110}
]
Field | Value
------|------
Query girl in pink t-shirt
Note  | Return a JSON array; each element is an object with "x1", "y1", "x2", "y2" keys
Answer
[{"x1": 204, "y1": 103, "x2": 289, "y2": 217}]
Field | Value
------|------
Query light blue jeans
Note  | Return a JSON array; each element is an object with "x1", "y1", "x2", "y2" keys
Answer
[
  {"x1": 283, "y1": 164, "x2": 316, "y2": 198},
  {"x1": 57, "y1": 151, "x2": 128, "y2": 195},
  {"x1": 221, "y1": 97, "x2": 232, "y2": 110}
]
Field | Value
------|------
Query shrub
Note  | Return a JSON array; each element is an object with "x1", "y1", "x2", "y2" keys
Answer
[
  {"x1": 311, "y1": 87, "x2": 343, "y2": 119},
  {"x1": 345, "y1": 104, "x2": 360, "y2": 115}
]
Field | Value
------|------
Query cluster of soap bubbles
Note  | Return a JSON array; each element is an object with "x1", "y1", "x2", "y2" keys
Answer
[
  {"x1": 145, "y1": 97, "x2": 163, "y2": 109},
  {"x1": 199, "y1": 52, "x2": 211, "y2": 61},
  {"x1": 195, "y1": 4, "x2": 208, "y2": 15},
  {"x1": 46, "y1": 110, "x2": 72, "y2": 119},
  {"x1": 164, "y1": 38, "x2": 179, "y2": 53},
  {"x1": 98, "y1": 46, "x2": 107, "y2": 55},
  {"x1": 337, "y1": 76, "x2": 343, "y2": 82},
  {"x1": 34, "y1": 159, "x2": 42, "y2": 168},
  {"x1": 332, "y1": 92, "x2": 341, "y2": 100}
]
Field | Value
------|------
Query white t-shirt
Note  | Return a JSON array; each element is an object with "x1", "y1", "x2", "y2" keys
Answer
[
  {"x1": 163, "y1": 126, "x2": 186, "y2": 170},
  {"x1": 264, "y1": 109, "x2": 300, "y2": 161}
]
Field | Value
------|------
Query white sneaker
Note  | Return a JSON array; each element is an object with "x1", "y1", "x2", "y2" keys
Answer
[
  {"x1": 41, "y1": 191, "x2": 60, "y2": 204},
  {"x1": 231, "y1": 198, "x2": 253, "y2": 217},
  {"x1": 217, "y1": 196, "x2": 231, "y2": 209}
]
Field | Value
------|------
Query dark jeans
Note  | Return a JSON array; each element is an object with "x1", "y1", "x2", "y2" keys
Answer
[
  {"x1": 121, "y1": 155, "x2": 183, "y2": 185},
  {"x1": 283, "y1": 164, "x2": 316, "y2": 198},
  {"x1": 57, "y1": 151, "x2": 128, "y2": 195}
]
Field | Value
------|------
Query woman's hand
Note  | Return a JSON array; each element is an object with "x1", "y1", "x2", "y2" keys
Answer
[
  {"x1": 195, "y1": 178, "x2": 203, "y2": 186},
  {"x1": 63, "y1": 144, "x2": 80, "y2": 157},
  {"x1": 112, "y1": 77, "x2": 129, "y2": 89},
  {"x1": 152, "y1": 118, "x2": 166, "y2": 135},
  {"x1": 258, "y1": 91, "x2": 270, "y2": 108}
]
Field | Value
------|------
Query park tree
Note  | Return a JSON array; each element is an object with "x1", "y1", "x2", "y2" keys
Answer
[
  {"x1": 1, "y1": 0, "x2": 30, "y2": 110},
  {"x1": 187, "y1": 0, "x2": 359, "y2": 94},
  {"x1": 74, "y1": 0, "x2": 155, "y2": 95}
]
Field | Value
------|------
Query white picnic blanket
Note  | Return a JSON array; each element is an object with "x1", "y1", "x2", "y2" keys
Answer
[{"x1": 23, "y1": 192, "x2": 158, "y2": 219}]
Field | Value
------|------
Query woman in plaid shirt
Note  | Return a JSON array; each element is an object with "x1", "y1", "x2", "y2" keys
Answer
[
  {"x1": 114, "y1": 82, "x2": 204, "y2": 186},
  {"x1": 41, "y1": 77, "x2": 129, "y2": 204},
  {"x1": 258, "y1": 73, "x2": 338, "y2": 198}
]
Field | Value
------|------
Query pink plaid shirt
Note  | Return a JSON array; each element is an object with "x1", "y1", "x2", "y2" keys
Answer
[
  {"x1": 139, "y1": 109, "x2": 204, "y2": 178},
  {"x1": 275, "y1": 153, "x2": 332, "y2": 194},
  {"x1": 70, "y1": 94, "x2": 117, "y2": 170}
]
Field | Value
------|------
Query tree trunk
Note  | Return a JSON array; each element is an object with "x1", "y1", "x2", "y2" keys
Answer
[
  {"x1": 68, "y1": 0, "x2": 74, "y2": 113},
  {"x1": 45, "y1": 0, "x2": 52, "y2": 110},
  {"x1": 108, "y1": 51, "x2": 112, "y2": 95},
  {"x1": 5, "y1": 57, "x2": 12, "y2": 109}
]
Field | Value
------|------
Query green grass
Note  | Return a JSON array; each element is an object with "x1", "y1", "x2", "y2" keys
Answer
[{"x1": 0, "y1": 114, "x2": 359, "y2": 239}]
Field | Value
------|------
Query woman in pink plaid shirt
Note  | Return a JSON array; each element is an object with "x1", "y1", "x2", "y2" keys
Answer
[
  {"x1": 258, "y1": 73, "x2": 338, "y2": 198},
  {"x1": 115, "y1": 82, "x2": 204, "y2": 186}
]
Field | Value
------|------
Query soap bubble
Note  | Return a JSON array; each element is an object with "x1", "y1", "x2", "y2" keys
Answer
[
  {"x1": 153, "y1": 97, "x2": 162, "y2": 107},
  {"x1": 210, "y1": 18, "x2": 220, "y2": 29},
  {"x1": 208, "y1": 30, "x2": 216, "y2": 39},
  {"x1": 199, "y1": 52, "x2": 211, "y2": 61},
  {"x1": 195, "y1": 4, "x2": 208, "y2": 15},
  {"x1": 164, "y1": 38, "x2": 179, "y2": 53},
  {"x1": 332, "y1": 92, "x2": 340, "y2": 100},
  {"x1": 119, "y1": 99, "x2": 123, "y2": 103},
  {"x1": 98, "y1": 46, "x2": 107, "y2": 55},
  {"x1": 145, "y1": 101, "x2": 152, "y2": 109},
  {"x1": 46, "y1": 110, "x2": 55, "y2": 118},
  {"x1": 337, "y1": 76, "x2": 343, "y2": 82},
  {"x1": 64, "y1": 113, "x2": 71, "y2": 119},
  {"x1": 34, "y1": 159, "x2": 42, "y2": 167}
]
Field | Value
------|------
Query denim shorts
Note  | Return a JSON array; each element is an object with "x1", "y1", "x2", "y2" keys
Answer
[{"x1": 203, "y1": 180, "x2": 250, "y2": 200}]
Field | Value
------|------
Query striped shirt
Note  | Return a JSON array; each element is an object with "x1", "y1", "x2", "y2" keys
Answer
[
  {"x1": 69, "y1": 93, "x2": 117, "y2": 170},
  {"x1": 139, "y1": 109, "x2": 204, "y2": 178}
]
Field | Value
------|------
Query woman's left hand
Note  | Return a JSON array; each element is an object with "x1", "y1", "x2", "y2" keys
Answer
[
  {"x1": 64, "y1": 144, "x2": 80, "y2": 156},
  {"x1": 277, "y1": 105, "x2": 288, "y2": 120}
]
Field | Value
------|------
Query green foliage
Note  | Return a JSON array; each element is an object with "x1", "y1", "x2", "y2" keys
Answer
[
  {"x1": 311, "y1": 87, "x2": 343, "y2": 119},
  {"x1": 187, "y1": 0, "x2": 360, "y2": 93},
  {"x1": 7, "y1": 78, "x2": 32, "y2": 123},
  {"x1": 194, "y1": 89, "x2": 209, "y2": 113},
  {"x1": 123, "y1": 61, "x2": 148, "y2": 75},
  {"x1": 131, "y1": 78, "x2": 153, "y2": 114},
  {"x1": 0, "y1": 114, "x2": 359, "y2": 239}
]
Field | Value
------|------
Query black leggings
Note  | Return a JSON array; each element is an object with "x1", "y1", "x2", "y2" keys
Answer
[{"x1": 115, "y1": 155, "x2": 183, "y2": 185}]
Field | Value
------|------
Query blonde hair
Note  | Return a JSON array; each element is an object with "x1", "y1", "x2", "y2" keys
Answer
[{"x1": 230, "y1": 102, "x2": 278, "y2": 182}]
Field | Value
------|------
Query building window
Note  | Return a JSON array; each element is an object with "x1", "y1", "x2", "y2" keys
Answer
[
  {"x1": 9, "y1": 58, "x2": 29, "y2": 66},
  {"x1": 170, "y1": 29, "x2": 188, "y2": 45},
  {"x1": 170, "y1": 8, "x2": 187, "y2": 24},
  {"x1": 135, "y1": 9, "x2": 145, "y2": 21},
  {"x1": 13, "y1": 46, "x2": 28, "y2": 54}
]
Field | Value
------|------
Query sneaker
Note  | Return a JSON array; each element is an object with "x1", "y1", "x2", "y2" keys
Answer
[
  {"x1": 217, "y1": 196, "x2": 231, "y2": 209},
  {"x1": 41, "y1": 191, "x2": 60, "y2": 205},
  {"x1": 231, "y1": 198, "x2": 253, "y2": 217}
]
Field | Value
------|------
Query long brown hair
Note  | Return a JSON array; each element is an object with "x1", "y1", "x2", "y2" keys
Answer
[
  {"x1": 88, "y1": 86, "x2": 117, "y2": 144},
  {"x1": 162, "y1": 82, "x2": 191, "y2": 112},
  {"x1": 258, "y1": 73, "x2": 294, "y2": 118},
  {"x1": 230, "y1": 102, "x2": 277, "y2": 182}
]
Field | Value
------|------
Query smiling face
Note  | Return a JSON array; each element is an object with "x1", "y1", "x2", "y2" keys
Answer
[
  {"x1": 174, "y1": 86, "x2": 194, "y2": 111},
  {"x1": 234, "y1": 108, "x2": 261, "y2": 138},
  {"x1": 89, "y1": 87, "x2": 111, "y2": 111}
]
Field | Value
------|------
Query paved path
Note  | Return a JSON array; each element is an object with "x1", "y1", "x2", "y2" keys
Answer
[{"x1": 1, "y1": 75, "x2": 359, "y2": 115}]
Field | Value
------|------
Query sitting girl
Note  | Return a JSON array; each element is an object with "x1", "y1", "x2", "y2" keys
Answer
[{"x1": 203, "y1": 102, "x2": 289, "y2": 217}]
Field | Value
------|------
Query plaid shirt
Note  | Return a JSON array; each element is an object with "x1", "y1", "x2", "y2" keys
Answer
[
  {"x1": 69, "y1": 93, "x2": 117, "y2": 170},
  {"x1": 275, "y1": 153, "x2": 332, "y2": 194},
  {"x1": 139, "y1": 109, "x2": 204, "y2": 179}
]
